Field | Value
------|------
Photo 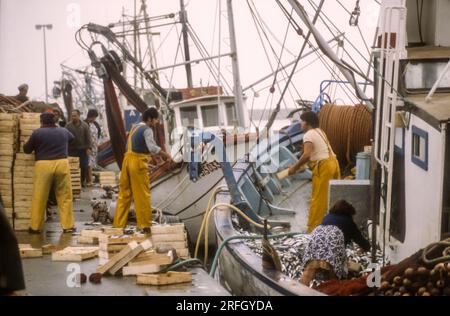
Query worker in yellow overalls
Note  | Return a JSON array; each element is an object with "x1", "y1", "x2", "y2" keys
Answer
[
  {"x1": 24, "y1": 111, "x2": 76, "y2": 234},
  {"x1": 288, "y1": 111, "x2": 341, "y2": 233},
  {"x1": 113, "y1": 108, "x2": 172, "y2": 233}
]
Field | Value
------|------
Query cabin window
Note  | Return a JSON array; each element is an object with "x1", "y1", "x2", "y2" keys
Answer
[
  {"x1": 180, "y1": 106, "x2": 198, "y2": 127},
  {"x1": 411, "y1": 125, "x2": 428, "y2": 171},
  {"x1": 226, "y1": 103, "x2": 237, "y2": 125},
  {"x1": 201, "y1": 105, "x2": 219, "y2": 127}
]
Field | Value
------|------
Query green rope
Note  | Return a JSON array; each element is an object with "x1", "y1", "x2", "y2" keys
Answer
[{"x1": 162, "y1": 258, "x2": 204, "y2": 273}]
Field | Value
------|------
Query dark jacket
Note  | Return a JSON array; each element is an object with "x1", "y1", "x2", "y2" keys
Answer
[
  {"x1": 0, "y1": 200, "x2": 25, "y2": 294},
  {"x1": 23, "y1": 127, "x2": 74, "y2": 161},
  {"x1": 66, "y1": 121, "x2": 92, "y2": 151},
  {"x1": 321, "y1": 213, "x2": 371, "y2": 251}
]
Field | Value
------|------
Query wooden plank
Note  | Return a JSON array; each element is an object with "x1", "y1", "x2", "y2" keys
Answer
[
  {"x1": 13, "y1": 178, "x2": 34, "y2": 185},
  {"x1": 20, "y1": 124, "x2": 40, "y2": 130},
  {"x1": 14, "y1": 201, "x2": 32, "y2": 208},
  {"x1": 21, "y1": 113, "x2": 41, "y2": 119},
  {"x1": 98, "y1": 243, "x2": 127, "y2": 253},
  {"x1": 98, "y1": 234, "x2": 148, "y2": 245},
  {"x1": 78, "y1": 236, "x2": 99, "y2": 245},
  {"x1": 14, "y1": 194, "x2": 33, "y2": 201},
  {"x1": 80, "y1": 229, "x2": 104, "y2": 238},
  {"x1": 102, "y1": 227, "x2": 124, "y2": 236},
  {"x1": 0, "y1": 113, "x2": 18, "y2": 120},
  {"x1": 96, "y1": 241, "x2": 139, "y2": 274},
  {"x1": 109, "y1": 240, "x2": 153, "y2": 276},
  {"x1": 98, "y1": 253, "x2": 110, "y2": 261},
  {"x1": 15, "y1": 153, "x2": 35, "y2": 161},
  {"x1": 151, "y1": 224, "x2": 185, "y2": 235},
  {"x1": 14, "y1": 212, "x2": 31, "y2": 220},
  {"x1": 136, "y1": 272, "x2": 192, "y2": 286},
  {"x1": 130, "y1": 251, "x2": 174, "y2": 266},
  {"x1": 174, "y1": 248, "x2": 190, "y2": 259},
  {"x1": 14, "y1": 219, "x2": 30, "y2": 231},
  {"x1": 0, "y1": 172, "x2": 12, "y2": 179},
  {"x1": 153, "y1": 241, "x2": 187, "y2": 249},
  {"x1": 0, "y1": 161, "x2": 13, "y2": 168},
  {"x1": 151, "y1": 233, "x2": 186, "y2": 243},
  {"x1": 0, "y1": 167, "x2": 13, "y2": 174},
  {"x1": 0, "y1": 126, "x2": 14, "y2": 133},
  {"x1": 0, "y1": 178, "x2": 12, "y2": 185},
  {"x1": 19, "y1": 245, "x2": 43, "y2": 259},
  {"x1": 42, "y1": 244, "x2": 60, "y2": 255},
  {"x1": 0, "y1": 120, "x2": 16, "y2": 127},
  {"x1": 123, "y1": 263, "x2": 164, "y2": 276},
  {"x1": 13, "y1": 184, "x2": 34, "y2": 190},
  {"x1": 13, "y1": 160, "x2": 34, "y2": 167},
  {"x1": 52, "y1": 247, "x2": 99, "y2": 262}
]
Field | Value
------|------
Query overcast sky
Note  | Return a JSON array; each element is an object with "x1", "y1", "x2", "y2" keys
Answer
[{"x1": 0, "y1": 0, "x2": 380, "y2": 112}]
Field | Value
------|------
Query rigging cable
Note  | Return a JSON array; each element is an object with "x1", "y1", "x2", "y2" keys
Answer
[
  {"x1": 251, "y1": 0, "x2": 303, "y2": 103},
  {"x1": 265, "y1": 0, "x2": 325, "y2": 131}
]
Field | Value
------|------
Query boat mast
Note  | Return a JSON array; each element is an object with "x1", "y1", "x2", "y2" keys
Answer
[
  {"x1": 226, "y1": 0, "x2": 246, "y2": 128},
  {"x1": 141, "y1": 0, "x2": 159, "y2": 82},
  {"x1": 133, "y1": 0, "x2": 139, "y2": 88},
  {"x1": 180, "y1": 0, "x2": 194, "y2": 88}
]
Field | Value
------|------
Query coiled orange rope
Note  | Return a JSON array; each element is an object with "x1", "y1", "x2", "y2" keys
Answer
[{"x1": 319, "y1": 104, "x2": 372, "y2": 166}]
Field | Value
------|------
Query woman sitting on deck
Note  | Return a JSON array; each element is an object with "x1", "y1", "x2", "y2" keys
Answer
[{"x1": 300, "y1": 200, "x2": 370, "y2": 286}]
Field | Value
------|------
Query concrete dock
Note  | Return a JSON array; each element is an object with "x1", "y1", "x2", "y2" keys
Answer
[{"x1": 16, "y1": 187, "x2": 229, "y2": 296}]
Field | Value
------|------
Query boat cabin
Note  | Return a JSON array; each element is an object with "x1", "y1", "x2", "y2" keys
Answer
[
  {"x1": 172, "y1": 95, "x2": 249, "y2": 133},
  {"x1": 374, "y1": 0, "x2": 450, "y2": 262}
]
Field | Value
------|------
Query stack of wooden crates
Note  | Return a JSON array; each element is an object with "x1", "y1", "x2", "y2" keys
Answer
[
  {"x1": 13, "y1": 113, "x2": 41, "y2": 231},
  {"x1": 69, "y1": 157, "x2": 81, "y2": 200},
  {"x1": 98, "y1": 171, "x2": 117, "y2": 187},
  {"x1": 0, "y1": 113, "x2": 19, "y2": 227}
]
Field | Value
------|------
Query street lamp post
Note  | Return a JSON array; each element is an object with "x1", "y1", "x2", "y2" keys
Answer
[{"x1": 35, "y1": 24, "x2": 53, "y2": 104}]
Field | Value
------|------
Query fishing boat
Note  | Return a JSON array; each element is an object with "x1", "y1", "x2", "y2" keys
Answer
[
  {"x1": 209, "y1": 0, "x2": 450, "y2": 296},
  {"x1": 70, "y1": 0, "x2": 261, "y2": 246}
]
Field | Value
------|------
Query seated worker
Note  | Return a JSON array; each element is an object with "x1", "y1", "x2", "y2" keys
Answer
[
  {"x1": 300, "y1": 200, "x2": 370, "y2": 286},
  {"x1": 24, "y1": 112, "x2": 76, "y2": 234}
]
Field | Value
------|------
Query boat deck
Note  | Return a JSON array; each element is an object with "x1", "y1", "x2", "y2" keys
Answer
[{"x1": 267, "y1": 178, "x2": 311, "y2": 233}]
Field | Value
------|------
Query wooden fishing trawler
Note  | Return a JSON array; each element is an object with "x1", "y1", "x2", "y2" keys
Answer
[{"x1": 210, "y1": 0, "x2": 450, "y2": 296}]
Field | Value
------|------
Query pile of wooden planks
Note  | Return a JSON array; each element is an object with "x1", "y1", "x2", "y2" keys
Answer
[
  {"x1": 97, "y1": 239, "x2": 153, "y2": 276},
  {"x1": 97, "y1": 232, "x2": 148, "y2": 266},
  {"x1": 13, "y1": 153, "x2": 35, "y2": 231},
  {"x1": 0, "y1": 113, "x2": 18, "y2": 227},
  {"x1": 151, "y1": 223, "x2": 190, "y2": 259},
  {"x1": 69, "y1": 157, "x2": 81, "y2": 199},
  {"x1": 78, "y1": 227, "x2": 124, "y2": 245},
  {"x1": 98, "y1": 171, "x2": 117, "y2": 187},
  {"x1": 123, "y1": 249, "x2": 174, "y2": 276}
]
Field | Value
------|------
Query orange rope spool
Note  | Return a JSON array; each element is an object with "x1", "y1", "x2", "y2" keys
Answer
[{"x1": 318, "y1": 104, "x2": 372, "y2": 166}]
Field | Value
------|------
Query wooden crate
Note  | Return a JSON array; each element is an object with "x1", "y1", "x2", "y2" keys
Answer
[
  {"x1": 19, "y1": 244, "x2": 43, "y2": 259},
  {"x1": 14, "y1": 219, "x2": 30, "y2": 231},
  {"x1": 136, "y1": 272, "x2": 192, "y2": 286},
  {"x1": 52, "y1": 247, "x2": 99, "y2": 262}
]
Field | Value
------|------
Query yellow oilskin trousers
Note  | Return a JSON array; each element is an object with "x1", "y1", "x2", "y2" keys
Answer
[
  {"x1": 113, "y1": 128, "x2": 152, "y2": 229},
  {"x1": 30, "y1": 159, "x2": 74, "y2": 231},
  {"x1": 307, "y1": 156, "x2": 341, "y2": 233}
]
